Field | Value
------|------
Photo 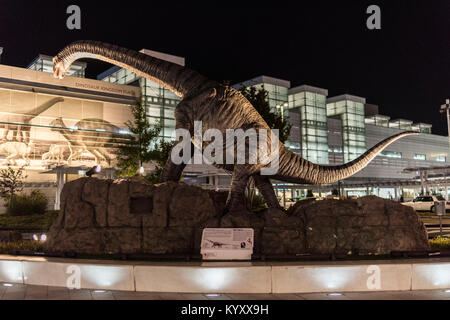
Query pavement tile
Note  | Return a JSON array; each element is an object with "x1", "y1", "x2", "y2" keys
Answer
[
  {"x1": 91, "y1": 291, "x2": 115, "y2": 300},
  {"x1": 204, "y1": 294, "x2": 233, "y2": 300},
  {"x1": 271, "y1": 294, "x2": 306, "y2": 300}
]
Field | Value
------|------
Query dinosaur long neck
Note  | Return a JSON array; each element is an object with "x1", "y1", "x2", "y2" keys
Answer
[
  {"x1": 24, "y1": 98, "x2": 64, "y2": 122},
  {"x1": 54, "y1": 41, "x2": 213, "y2": 98},
  {"x1": 276, "y1": 131, "x2": 418, "y2": 185}
]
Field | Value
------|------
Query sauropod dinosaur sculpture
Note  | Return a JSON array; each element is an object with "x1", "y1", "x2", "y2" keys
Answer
[
  {"x1": 53, "y1": 40, "x2": 418, "y2": 213},
  {"x1": 0, "y1": 97, "x2": 64, "y2": 143},
  {"x1": 49, "y1": 117, "x2": 124, "y2": 165}
]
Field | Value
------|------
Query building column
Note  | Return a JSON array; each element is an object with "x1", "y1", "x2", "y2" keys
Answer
[
  {"x1": 420, "y1": 171, "x2": 424, "y2": 195},
  {"x1": 54, "y1": 166, "x2": 65, "y2": 210}
]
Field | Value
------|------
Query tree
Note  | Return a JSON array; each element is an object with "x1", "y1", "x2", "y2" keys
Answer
[
  {"x1": 0, "y1": 166, "x2": 27, "y2": 207},
  {"x1": 145, "y1": 139, "x2": 175, "y2": 183},
  {"x1": 240, "y1": 86, "x2": 291, "y2": 143},
  {"x1": 117, "y1": 100, "x2": 163, "y2": 177},
  {"x1": 240, "y1": 86, "x2": 292, "y2": 209}
]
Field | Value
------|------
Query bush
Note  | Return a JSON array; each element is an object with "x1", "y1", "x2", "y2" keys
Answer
[
  {"x1": 429, "y1": 236, "x2": 450, "y2": 250},
  {"x1": 0, "y1": 240, "x2": 45, "y2": 254},
  {"x1": 6, "y1": 190, "x2": 48, "y2": 216},
  {"x1": 0, "y1": 211, "x2": 58, "y2": 229}
]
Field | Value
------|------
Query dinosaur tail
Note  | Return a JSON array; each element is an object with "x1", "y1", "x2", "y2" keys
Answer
[
  {"x1": 275, "y1": 131, "x2": 419, "y2": 185},
  {"x1": 53, "y1": 40, "x2": 213, "y2": 98}
]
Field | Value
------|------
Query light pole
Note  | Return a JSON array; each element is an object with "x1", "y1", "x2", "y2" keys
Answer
[
  {"x1": 440, "y1": 99, "x2": 450, "y2": 201},
  {"x1": 440, "y1": 99, "x2": 450, "y2": 148}
]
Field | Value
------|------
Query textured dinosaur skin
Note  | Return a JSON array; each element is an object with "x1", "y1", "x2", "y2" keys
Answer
[{"x1": 53, "y1": 41, "x2": 419, "y2": 212}]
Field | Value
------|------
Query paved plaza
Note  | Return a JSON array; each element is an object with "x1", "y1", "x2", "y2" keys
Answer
[{"x1": 1, "y1": 283, "x2": 450, "y2": 300}]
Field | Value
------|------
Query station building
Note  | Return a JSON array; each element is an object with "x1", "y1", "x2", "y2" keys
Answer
[{"x1": 0, "y1": 49, "x2": 448, "y2": 210}]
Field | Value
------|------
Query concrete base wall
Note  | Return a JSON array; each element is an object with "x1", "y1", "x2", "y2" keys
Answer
[{"x1": 1, "y1": 255, "x2": 450, "y2": 294}]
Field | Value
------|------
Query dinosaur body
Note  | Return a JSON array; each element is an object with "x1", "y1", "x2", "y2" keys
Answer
[
  {"x1": 50, "y1": 117, "x2": 124, "y2": 165},
  {"x1": 53, "y1": 41, "x2": 418, "y2": 212}
]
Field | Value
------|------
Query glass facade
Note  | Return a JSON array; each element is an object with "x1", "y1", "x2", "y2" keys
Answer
[
  {"x1": 100, "y1": 66, "x2": 180, "y2": 142},
  {"x1": 250, "y1": 83, "x2": 289, "y2": 113},
  {"x1": 28, "y1": 55, "x2": 86, "y2": 78},
  {"x1": 288, "y1": 89, "x2": 329, "y2": 164},
  {"x1": 412, "y1": 123, "x2": 432, "y2": 134},
  {"x1": 414, "y1": 154, "x2": 426, "y2": 161},
  {"x1": 389, "y1": 119, "x2": 413, "y2": 130},
  {"x1": 365, "y1": 114, "x2": 390, "y2": 127},
  {"x1": 381, "y1": 151, "x2": 402, "y2": 158},
  {"x1": 0, "y1": 88, "x2": 131, "y2": 168},
  {"x1": 327, "y1": 97, "x2": 366, "y2": 162}
]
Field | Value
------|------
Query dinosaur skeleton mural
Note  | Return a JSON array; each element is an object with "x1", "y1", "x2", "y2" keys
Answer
[
  {"x1": 53, "y1": 40, "x2": 418, "y2": 213},
  {"x1": 49, "y1": 117, "x2": 124, "y2": 165},
  {"x1": 0, "y1": 97, "x2": 65, "y2": 166},
  {"x1": 0, "y1": 97, "x2": 64, "y2": 143}
]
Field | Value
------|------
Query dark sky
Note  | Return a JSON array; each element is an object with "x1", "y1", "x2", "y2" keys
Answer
[{"x1": 0, "y1": 0, "x2": 449, "y2": 134}]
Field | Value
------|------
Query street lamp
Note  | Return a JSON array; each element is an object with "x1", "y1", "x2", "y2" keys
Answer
[
  {"x1": 440, "y1": 99, "x2": 450, "y2": 148},
  {"x1": 276, "y1": 102, "x2": 288, "y2": 121}
]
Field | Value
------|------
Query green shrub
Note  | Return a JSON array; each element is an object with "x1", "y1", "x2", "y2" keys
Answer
[
  {"x1": 0, "y1": 211, "x2": 58, "y2": 229},
  {"x1": 430, "y1": 236, "x2": 450, "y2": 250},
  {"x1": 6, "y1": 190, "x2": 48, "y2": 216},
  {"x1": 0, "y1": 240, "x2": 45, "y2": 253}
]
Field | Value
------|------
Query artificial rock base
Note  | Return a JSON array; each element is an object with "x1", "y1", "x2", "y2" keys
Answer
[{"x1": 45, "y1": 177, "x2": 430, "y2": 256}]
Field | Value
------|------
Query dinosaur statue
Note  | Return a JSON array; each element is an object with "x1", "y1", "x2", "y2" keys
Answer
[
  {"x1": 0, "y1": 97, "x2": 64, "y2": 143},
  {"x1": 53, "y1": 41, "x2": 418, "y2": 213},
  {"x1": 0, "y1": 141, "x2": 33, "y2": 166},
  {"x1": 42, "y1": 142, "x2": 72, "y2": 165},
  {"x1": 49, "y1": 117, "x2": 125, "y2": 165}
]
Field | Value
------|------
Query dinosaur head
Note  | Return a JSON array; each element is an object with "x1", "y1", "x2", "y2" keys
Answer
[
  {"x1": 49, "y1": 117, "x2": 64, "y2": 130},
  {"x1": 53, "y1": 56, "x2": 67, "y2": 80}
]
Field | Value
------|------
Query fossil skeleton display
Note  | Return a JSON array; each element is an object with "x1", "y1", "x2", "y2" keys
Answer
[{"x1": 53, "y1": 41, "x2": 418, "y2": 212}]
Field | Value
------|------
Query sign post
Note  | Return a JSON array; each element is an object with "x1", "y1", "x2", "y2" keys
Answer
[{"x1": 434, "y1": 201, "x2": 446, "y2": 237}]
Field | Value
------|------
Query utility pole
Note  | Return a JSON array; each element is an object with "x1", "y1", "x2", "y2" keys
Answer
[
  {"x1": 440, "y1": 100, "x2": 450, "y2": 204},
  {"x1": 440, "y1": 99, "x2": 450, "y2": 148}
]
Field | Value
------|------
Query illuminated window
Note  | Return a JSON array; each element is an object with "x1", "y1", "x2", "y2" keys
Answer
[
  {"x1": 436, "y1": 156, "x2": 446, "y2": 162},
  {"x1": 381, "y1": 151, "x2": 402, "y2": 159},
  {"x1": 414, "y1": 154, "x2": 426, "y2": 161}
]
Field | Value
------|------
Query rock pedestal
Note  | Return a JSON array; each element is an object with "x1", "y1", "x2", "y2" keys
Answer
[{"x1": 46, "y1": 177, "x2": 429, "y2": 256}]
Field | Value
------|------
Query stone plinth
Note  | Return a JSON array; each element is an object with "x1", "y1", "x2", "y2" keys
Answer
[{"x1": 45, "y1": 177, "x2": 429, "y2": 256}]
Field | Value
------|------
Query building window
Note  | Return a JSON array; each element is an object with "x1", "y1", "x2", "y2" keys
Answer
[
  {"x1": 328, "y1": 146, "x2": 343, "y2": 153},
  {"x1": 414, "y1": 154, "x2": 426, "y2": 161},
  {"x1": 380, "y1": 151, "x2": 402, "y2": 159},
  {"x1": 436, "y1": 156, "x2": 446, "y2": 162}
]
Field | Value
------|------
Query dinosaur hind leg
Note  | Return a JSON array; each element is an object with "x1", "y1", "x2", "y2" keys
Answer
[
  {"x1": 223, "y1": 166, "x2": 250, "y2": 215},
  {"x1": 253, "y1": 175, "x2": 282, "y2": 210}
]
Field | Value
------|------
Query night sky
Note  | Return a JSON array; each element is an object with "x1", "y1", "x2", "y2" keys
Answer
[{"x1": 0, "y1": 0, "x2": 449, "y2": 135}]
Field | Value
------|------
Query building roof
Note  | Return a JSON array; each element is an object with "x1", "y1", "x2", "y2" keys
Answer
[
  {"x1": 327, "y1": 94, "x2": 366, "y2": 104},
  {"x1": 288, "y1": 84, "x2": 328, "y2": 96},
  {"x1": 233, "y1": 75, "x2": 291, "y2": 90}
]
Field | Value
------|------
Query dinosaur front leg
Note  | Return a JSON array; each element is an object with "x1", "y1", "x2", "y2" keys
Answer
[
  {"x1": 253, "y1": 175, "x2": 282, "y2": 210},
  {"x1": 159, "y1": 141, "x2": 194, "y2": 182},
  {"x1": 223, "y1": 166, "x2": 250, "y2": 214}
]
